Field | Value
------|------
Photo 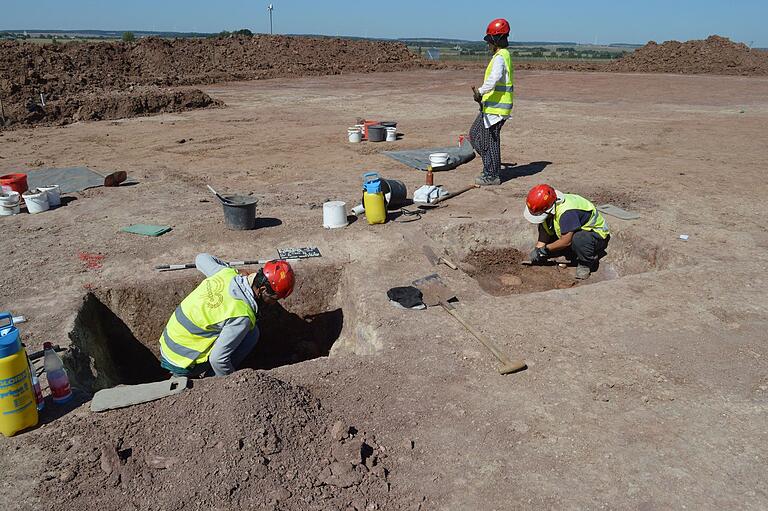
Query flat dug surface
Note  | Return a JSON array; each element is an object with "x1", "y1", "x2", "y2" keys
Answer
[{"x1": 1, "y1": 67, "x2": 767, "y2": 511}]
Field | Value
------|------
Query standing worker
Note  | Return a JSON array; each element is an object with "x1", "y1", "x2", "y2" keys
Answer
[
  {"x1": 159, "y1": 253, "x2": 295, "y2": 377},
  {"x1": 469, "y1": 18, "x2": 514, "y2": 186},
  {"x1": 523, "y1": 184, "x2": 610, "y2": 279}
]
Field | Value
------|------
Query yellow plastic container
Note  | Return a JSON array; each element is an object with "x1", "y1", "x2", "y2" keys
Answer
[
  {"x1": 363, "y1": 191, "x2": 386, "y2": 225},
  {"x1": 362, "y1": 172, "x2": 387, "y2": 225},
  {"x1": 0, "y1": 314, "x2": 38, "y2": 437}
]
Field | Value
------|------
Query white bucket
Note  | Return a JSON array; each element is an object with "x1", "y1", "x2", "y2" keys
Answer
[
  {"x1": 348, "y1": 128, "x2": 362, "y2": 143},
  {"x1": 0, "y1": 191, "x2": 20, "y2": 216},
  {"x1": 323, "y1": 201, "x2": 348, "y2": 228},
  {"x1": 385, "y1": 127, "x2": 397, "y2": 142},
  {"x1": 37, "y1": 184, "x2": 61, "y2": 207},
  {"x1": 429, "y1": 152, "x2": 449, "y2": 168},
  {"x1": 22, "y1": 189, "x2": 50, "y2": 214}
]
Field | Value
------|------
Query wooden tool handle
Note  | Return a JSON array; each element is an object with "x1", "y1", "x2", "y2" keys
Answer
[
  {"x1": 431, "y1": 184, "x2": 479, "y2": 205},
  {"x1": 443, "y1": 306, "x2": 526, "y2": 373},
  {"x1": 439, "y1": 257, "x2": 458, "y2": 270}
]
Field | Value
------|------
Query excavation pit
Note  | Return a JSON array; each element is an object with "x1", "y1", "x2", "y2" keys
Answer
[
  {"x1": 428, "y1": 220, "x2": 687, "y2": 297},
  {"x1": 66, "y1": 267, "x2": 344, "y2": 393},
  {"x1": 461, "y1": 231, "x2": 685, "y2": 296}
]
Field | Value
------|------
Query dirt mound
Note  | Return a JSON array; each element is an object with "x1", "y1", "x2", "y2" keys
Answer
[
  {"x1": 462, "y1": 248, "x2": 576, "y2": 295},
  {"x1": 14, "y1": 87, "x2": 220, "y2": 126},
  {"x1": 0, "y1": 35, "x2": 433, "y2": 127},
  {"x1": 611, "y1": 35, "x2": 768, "y2": 75},
  {"x1": 32, "y1": 371, "x2": 402, "y2": 511}
]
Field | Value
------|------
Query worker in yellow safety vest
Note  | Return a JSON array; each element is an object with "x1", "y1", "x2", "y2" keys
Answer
[
  {"x1": 159, "y1": 254, "x2": 295, "y2": 377},
  {"x1": 523, "y1": 184, "x2": 611, "y2": 280},
  {"x1": 469, "y1": 17, "x2": 514, "y2": 186}
]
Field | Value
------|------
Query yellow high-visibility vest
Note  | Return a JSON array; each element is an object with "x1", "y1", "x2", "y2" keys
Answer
[
  {"x1": 159, "y1": 268, "x2": 256, "y2": 368},
  {"x1": 542, "y1": 194, "x2": 610, "y2": 239},
  {"x1": 482, "y1": 48, "x2": 514, "y2": 116}
]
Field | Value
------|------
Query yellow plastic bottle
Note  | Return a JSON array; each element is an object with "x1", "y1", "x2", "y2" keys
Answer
[
  {"x1": 362, "y1": 172, "x2": 387, "y2": 225},
  {"x1": 0, "y1": 313, "x2": 38, "y2": 437}
]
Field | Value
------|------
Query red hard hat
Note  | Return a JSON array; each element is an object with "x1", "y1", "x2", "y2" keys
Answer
[
  {"x1": 486, "y1": 18, "x2": 510, "y2": 36},
  {"x1": 526, "y1": 184, "x2": 557, "y2": 215},
  {"x1": 262, "y1": 260, "x2": 295, "y2": 299}
]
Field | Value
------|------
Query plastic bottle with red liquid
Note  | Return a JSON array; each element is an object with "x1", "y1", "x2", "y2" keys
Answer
[
  {"x1": 43, "y1": 342, "x2": 72, "y2": 404},
  {"x1": 26, "y1": 354, "x2": 44, "y2": 411}
]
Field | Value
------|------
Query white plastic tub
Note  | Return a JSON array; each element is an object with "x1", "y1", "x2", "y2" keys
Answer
[
  {"x1": 37, "y1": 184, "x2": 61, "y2": 207},
  {"x1": 429, "y1": 152, "x2": 450, "y2": 168},
  {"x1": 22, "y1": 189, "x2": 50, "y2": 214},
  {"x1": 0, "y1": 191, "x2": 20, "y2": 216},
  {"x1": 323, "y1": 201, "x2": 348, "y2": 228}
]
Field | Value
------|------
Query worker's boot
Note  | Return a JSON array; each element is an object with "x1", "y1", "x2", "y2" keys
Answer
[
  {"x1": 575, "y1": 264, "x2": 591, "y2": 280},
  {"x1": 475, "y1": 174, "x2": 501, "y2": 186}
]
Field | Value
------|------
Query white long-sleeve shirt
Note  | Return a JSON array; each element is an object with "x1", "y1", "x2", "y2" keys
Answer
[{"x1": 478, "y1": 53, "x2": 512, "y2": 128}]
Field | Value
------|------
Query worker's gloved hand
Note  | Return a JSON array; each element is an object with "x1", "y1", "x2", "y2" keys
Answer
[
  {"x1": 529, "y1": 246, "x2": 551, "y2": 264},
  {"x1": 473, "y1": 89, "x2": 483, "y2": 103}
]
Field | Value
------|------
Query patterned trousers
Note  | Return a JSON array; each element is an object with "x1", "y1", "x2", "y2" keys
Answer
[{"x1": 469, "y1": 113, "x2": 506, "y2": 178}]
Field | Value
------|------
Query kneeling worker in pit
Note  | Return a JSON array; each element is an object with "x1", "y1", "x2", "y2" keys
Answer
[
  {"x1": 523, "y1": 184, "x2": 610, "y2": 280},
  {"x1": 159, "y1": 253, "x2": 295, "y2": 377}
]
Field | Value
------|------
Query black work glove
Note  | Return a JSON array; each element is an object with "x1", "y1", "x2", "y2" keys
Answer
[
  {"x1": 472, "y1": 88, "x2": 483, "y2": 104},
  {"x1": 529, "y1": 246, "x2": 551, "y2": 264}
]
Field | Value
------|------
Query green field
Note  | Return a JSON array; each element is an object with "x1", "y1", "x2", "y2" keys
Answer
[{"x1": 409, "y1": 43, "x2": 631, "y2": 63}]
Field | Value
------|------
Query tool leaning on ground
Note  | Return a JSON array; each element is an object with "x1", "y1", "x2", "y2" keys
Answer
[
  {"x1": 154, "y1": 247, "x2": 322, "y2": 271},
  {"x1": 413, "y1": 274, "x2": 527, "y2": 375}
]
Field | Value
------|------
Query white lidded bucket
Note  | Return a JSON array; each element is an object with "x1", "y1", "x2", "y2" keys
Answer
[
  {"x1": 385, "y1": 127, "x2": 397, "y2": 142},
  {"x1": 22, "y1": 188, "x2": 50, "y2": 214},
  {"x1": 348, "y1": 127, "x2": 362, "y2": 144},
  {"x1": 0, "y1": 191, "x2": 21, "y2": 216},
  {"x1": 323, "y1": 201, "x2": 348, "y2": 229},
  {"x1": 37, "y1": 184, "x2": 61, "y2": 207}
]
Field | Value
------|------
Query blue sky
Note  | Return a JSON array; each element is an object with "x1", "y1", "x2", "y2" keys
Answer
[{"x1": 2, "y1": 0, "x2": 766, "y2": 46}]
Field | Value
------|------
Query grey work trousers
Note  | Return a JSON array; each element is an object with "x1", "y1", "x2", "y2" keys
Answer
[
  {"x1": 538, "y1": 226, "x2": 610, "y2": 269},
  {"x1": 209, "y1": 326, "x2": 260, "y2": 376}
]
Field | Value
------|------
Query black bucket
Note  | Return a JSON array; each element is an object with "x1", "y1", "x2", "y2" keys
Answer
[
  {"x1": 221, "y1": 195, "x2": 258, "y2": 230},
  {"x1": 368, "y1": 125, "x2": 386, "y2": 142}
]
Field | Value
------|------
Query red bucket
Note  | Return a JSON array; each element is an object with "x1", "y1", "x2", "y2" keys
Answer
[
  {"x1": 362, "y1": 120, "x2": 380, "y2": 140},
  {"x1": 0, "y1": 173, "x2": 28, "y2": 195}
]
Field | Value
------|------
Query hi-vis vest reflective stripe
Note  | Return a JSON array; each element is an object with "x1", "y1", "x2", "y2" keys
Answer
[
  {"x1": 159, "y1": 268, "x2": 256, "y2": 368},
  {"x1": 482, "y1": 48, "x2": 514, "y2": 116},
  {"x1": 543, "y1": 194, "x2": 610, "y2": 240}
]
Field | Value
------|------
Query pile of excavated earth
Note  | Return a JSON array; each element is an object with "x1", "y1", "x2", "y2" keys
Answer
[
  {"x1": 610, "y1": 35, "x2": 768, "y2": 75},
  {"x1": 2, "y1": 34, "x2": 763, "y2": 127},
  {"x1": 0, "y1": 35, "x2": 433, "y2": 127},
  {"x1": 33, "y1": 372, "x2": 401, "y2": 511},
  {"x1": 478, "y1": 35, "x2": 768, "y2": 76}
]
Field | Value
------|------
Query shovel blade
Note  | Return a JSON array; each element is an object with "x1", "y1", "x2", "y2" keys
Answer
[{"x1": 412, "y1": 274, "x2": 456, "y2": 307}]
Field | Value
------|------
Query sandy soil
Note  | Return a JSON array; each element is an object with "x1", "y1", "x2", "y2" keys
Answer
[{"x1": 1, "y1": 69, "x2": 768, "y2": 510}]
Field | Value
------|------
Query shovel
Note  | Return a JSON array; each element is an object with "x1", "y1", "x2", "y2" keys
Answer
[
  {"x1": 422, "y1": 245, "x2": 458, "y2": 270},
  {"x1": 412, "y1": 274, "x2": 526, "y2": 375}
]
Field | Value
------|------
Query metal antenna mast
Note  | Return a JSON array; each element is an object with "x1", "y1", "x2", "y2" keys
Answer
[{"x1": 268, "y1": 4, "x2": 274, "y2": 35}]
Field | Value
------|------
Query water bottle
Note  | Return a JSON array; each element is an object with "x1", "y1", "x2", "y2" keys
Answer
[
  {"x1": 43, "y1": 342, "x2": 72, "y2": 404},
  {"x1": 26, "y1": 354, "x2": 44, "y2": 411}
]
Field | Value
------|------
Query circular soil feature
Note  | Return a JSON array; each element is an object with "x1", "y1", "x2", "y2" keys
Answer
[{"x1": 463, "y1": 248, "x2": 576, "y2": 296}]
